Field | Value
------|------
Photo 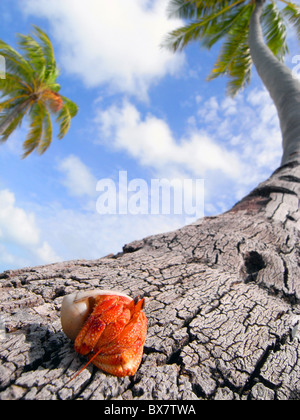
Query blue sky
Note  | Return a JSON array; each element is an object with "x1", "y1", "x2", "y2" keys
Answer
[{"x1": 0, "y1": 0, "x2": 298, "y2": 272}]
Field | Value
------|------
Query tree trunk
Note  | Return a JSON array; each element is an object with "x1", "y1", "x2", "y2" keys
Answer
[
  {"x1": 1, "y1": 159, "x2": 300, "y2": 400},
  {"x1": 248, "y1": 0, "x2": 300, "y2": 165}
]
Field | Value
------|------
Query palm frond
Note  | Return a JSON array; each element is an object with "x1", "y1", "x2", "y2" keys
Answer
[
  {"x1": 32, "y1": 25, "x2": 59, "y2": 84},
  {"x1": 0, "y1": 79, "x2": 28, "y2": 104},
  {"x1": 0, "y1": 40, "x2": 34, "y2": 84},
  {"x1": 167, "y1": 0, "x2": 243, "y2": 20},
  {"x1": 207, "y1": 3, "x2": 253, "y2": 96},
  {"x1": 0, "y1": 104, "x2": 27, "y2": 143},
  {"x1": 0, "y1": 72, "x2": 32, "y2": 97},
  {"x1": 22, "y1": 102, "x2": 45, "y2": 158},
  {"x1": 0, "y1": 116, "x2": 22, "y2": 143},
  {"x1": 56, "y1": 97, "x2": 78, "y2": 139},
  {"x1": 56, "y1": 105, "x2": 71, "y2": 140},
  {"x1": 163, "y1": 20, "x2": 205, "y2": 52},
  {"x1": 163, "y1": 0, "x2": 246, "y2": 52},
  {"x1": 226, "y1": 43, "x2": 252, "y2": 96},
  {"x1": 0, "y1": 95, "x2": 28, "y2": 112},
  {"x1": 47, "y1": 83, "x2": 61, "y2": 93},
  {"x1": 60, "y1": 96, "x2": 79, "y2": 118},
  {"x1": 261, "y1": 2, "x2": 289, "y2": 61},
  {"x1": 17, "y1": 33, "x2": 46, "y2": 80},
  {"x1": 38, "y1": 107, "x2": 53, "y2": 155},
  {"x1": 201, "y1": 2, "x2": 251, "y2": 49},
  {"x1": 167, "y1": 0, "x2": 199, "y2": 19},
  {"x1": 32, "y1": 26, "x2": 55, "y2": 68},
  {"x1": 283, "y1": 2, "x2": 300, "y2": 40}
]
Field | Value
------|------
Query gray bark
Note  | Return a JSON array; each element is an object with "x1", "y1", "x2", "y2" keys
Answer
[
  {"x1": 1, "y1": 159, "x2": 300, "y2": 400},
  {"x1": 249, "y1": 0, "x2": 300, "y2": 165}
]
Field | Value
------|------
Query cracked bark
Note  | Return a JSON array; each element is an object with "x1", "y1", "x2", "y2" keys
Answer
[{"x1": 1, "y1": 160, "x2": 300, "y2": 400}]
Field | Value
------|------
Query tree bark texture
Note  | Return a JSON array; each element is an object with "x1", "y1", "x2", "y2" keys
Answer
[{"x1": 1, "y1": 160, "x2": 300, "y2": 400}]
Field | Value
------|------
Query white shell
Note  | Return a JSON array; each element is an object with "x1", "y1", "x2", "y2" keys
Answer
[{"x1": 60, "y1": 289, "x2": 132, "y2": 341}]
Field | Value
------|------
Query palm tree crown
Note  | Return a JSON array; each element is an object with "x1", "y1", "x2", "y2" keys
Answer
[
  {"x1": 164, "y1": 0, "x2": 300, "y2": 96},
  {"x1": 0, "y1": 25, "x2": 78, "y2": 158}
]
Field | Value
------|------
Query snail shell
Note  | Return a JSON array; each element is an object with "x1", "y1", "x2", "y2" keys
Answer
[{"x1": 60, "y1": 289, "x2": 132, "y2": 341}]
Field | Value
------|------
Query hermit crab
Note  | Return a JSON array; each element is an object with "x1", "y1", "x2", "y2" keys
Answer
[{"x1": 61, "y1": 290, "x2": 147, "y2": 378}]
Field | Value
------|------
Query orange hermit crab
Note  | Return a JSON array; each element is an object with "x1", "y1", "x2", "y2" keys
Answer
[{"x1": 61, "y1": 290, "x2": 147, "y2": 377}]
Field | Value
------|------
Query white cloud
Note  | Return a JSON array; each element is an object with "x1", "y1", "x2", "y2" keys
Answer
[
  {"x1": 195, "y1": 88, "x2": 282, "y2": 186},
  {"x1": 0, "y1": 190, "x2": 40, "y2": 247},
  {"x1": 95, "y1": 86, "x2": 283, "y2": 213},
  {"x1": 22, "y1": 0, "x2": 185, "y2": 99},
  {"x1": 58, "y1": 155, "x2": 97, "y2": 197},
  {"x1": 38, "y1": 205, "x2": 188, "y2": 262},
  {"x1": 96, "y1": 100, "x2": 242, "y2": 179},
  {"x1": 35, "y1": 241, "x2": 61, "y2": 264},
  {"x1": 0, "y1": 189, "x2": 60, "y2": 269}
]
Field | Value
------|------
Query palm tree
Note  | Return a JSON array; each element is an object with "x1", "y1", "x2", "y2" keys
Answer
[
  {"x1": 0, "y1": 25, "x2": 78, "y2": 158},
  {"x1": 164, "y1": 0, "x2": 300, "y2": 165}
]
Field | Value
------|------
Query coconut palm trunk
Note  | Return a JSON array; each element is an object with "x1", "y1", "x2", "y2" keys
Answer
[{"x1": 249, "y1": 0, "x2": 300, "y2": 165}]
